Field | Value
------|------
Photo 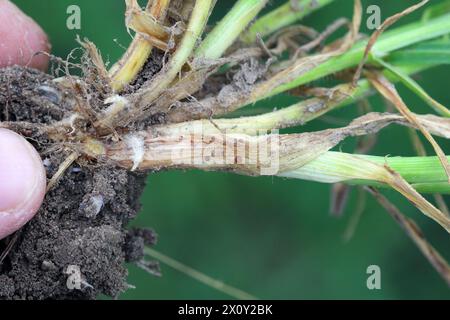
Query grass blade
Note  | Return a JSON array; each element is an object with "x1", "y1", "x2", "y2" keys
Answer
[
  {"x1": 144, "y1": 246, "x2": 257, "y2": 300},
  {"x1": 387, "y1": 39, "x2": 450, "y2": 66},
  {"x1": 374, "y1": 57, "x2": 450, "y2": 117}
]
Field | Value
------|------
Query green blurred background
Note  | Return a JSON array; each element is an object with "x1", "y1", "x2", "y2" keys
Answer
[{"x1": 11, "y1": 0, "x2": 449, "y2": 299}]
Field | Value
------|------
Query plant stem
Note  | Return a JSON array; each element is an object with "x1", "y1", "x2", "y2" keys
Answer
[
  {"x1": 165, "y1": 64, "x2": 428, "y2": 132},
  {"x1": 281, "y1": 152, "x2": 450, "y2": 194},
  {"x1": 195, "y1": 0, "x2": 269, "y2": 60},
  {"x1": 109, "y1": 0, "x2": 171, "y2": 92},
  {"x1": 100, "y1": 0, "x2": 215, "y2": 129},
  {"x1": 253, "y1": 63, "x2": 434, "y2": 128},
  {"x1": 134, "y1": 0, "x2": 214, "y2": 108},
  {"x1": 266, "y1": 13, "x2": 450, "y2": 98},
  {"x1": 84, "y1": 111, "x2": 449, "y2": 196},
  {"x1": 240, "y1": 0, "x2": 335, "y2": 43}
]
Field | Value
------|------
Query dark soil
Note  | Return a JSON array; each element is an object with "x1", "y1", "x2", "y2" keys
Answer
[
  {"x1": 125, "y1": 49, "x2": 166, "y2": 94},
  {"x1": 0, "y1": 66, "x2": 155, "y2": 300}
]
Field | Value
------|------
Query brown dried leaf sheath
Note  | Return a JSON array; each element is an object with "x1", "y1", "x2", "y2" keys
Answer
[{"x1": 78, "y1": 112, "x2": 450, "y2": 233}]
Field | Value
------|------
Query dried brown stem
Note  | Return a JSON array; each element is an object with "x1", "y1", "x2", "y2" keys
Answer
[
  {"x1": 352, "y1": 0, "x2": 429, "y2": 85},
  {"x1": 366, "y1": 187, "x2": 450, "y2": 286},
  {"x1": 109, "y1": 0, "x2": 171, "y2": 92},
  {"x1": 369, "y1": 72, "x2": 450, "y2": 182}
]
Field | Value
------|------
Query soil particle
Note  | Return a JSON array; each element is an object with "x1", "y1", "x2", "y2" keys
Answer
[
  {"x1": 0, "y1": 275, "x2": 15, "y2": 297},
  {"x1": 124, "y1": 228, "x2": 158, "y2": 263},
  {"x1": 0, "y1": 67, "x2": 68, "y2": 123},
  {"x1": 123, "y1": 49, "x2": 166, "y2": 95},
  {"x1": 130, "y1": 228, "x2": 158, "y2": 247},
  {"x1": 124, "y1": 235, "x2": 145, "y2": 263},
  {"x1": 0, "y1": 66, "x2": 149, "y2": 300},
  {"x1": 121, "y1": 49, "x2": 168, "y2": 129}
]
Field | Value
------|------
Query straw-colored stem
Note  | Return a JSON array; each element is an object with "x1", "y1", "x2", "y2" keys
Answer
[
  {"x1": 133, "y1": 0, "x2": 214, "y2": 108},
  {"x1": 109, "y1": 0, "x2": 171, "y2": 92},
  {"x1": 81, "y1": 131, "x2": 450, "y2": 194},
  {"x1": 100, "y1": 0, "x2": 214, "y2": 129}
]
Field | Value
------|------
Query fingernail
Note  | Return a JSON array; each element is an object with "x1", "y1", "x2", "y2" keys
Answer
[{"x1": 0, "y1": 129, "x2": 47, "y2": 239}]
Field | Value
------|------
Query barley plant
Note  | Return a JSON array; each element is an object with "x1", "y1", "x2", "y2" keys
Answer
[{"x1": 1, "y1": 0, "x2": 450, "y2": 299}]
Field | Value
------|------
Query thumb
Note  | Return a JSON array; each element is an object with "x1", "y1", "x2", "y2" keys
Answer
[
  {"x1": 0, "y1": 0, "x2": 50, "y2": 70},
  {"x1": 0, "y1": 129, "x2": 47, "y2": 240}
]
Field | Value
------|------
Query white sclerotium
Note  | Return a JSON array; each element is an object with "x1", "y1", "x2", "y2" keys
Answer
[
  {"x1": 90, "y1": 195, "x2": 104, "y2": 216},
  {"x1": 103, "y1": 95, "x2": 130, "y2": 121},
  {"x1": 79, "y1": 195, "x2": 104, "y2": 218},
  {"x1": 125, "y1": 134, "x2": 145, "y2": 171},
  {"x1": 104, "y1": 94, "x2": 128, "y2": 106},
  {"x1": 43, "y1": 158, "x2": 52, "y2": 167}
]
